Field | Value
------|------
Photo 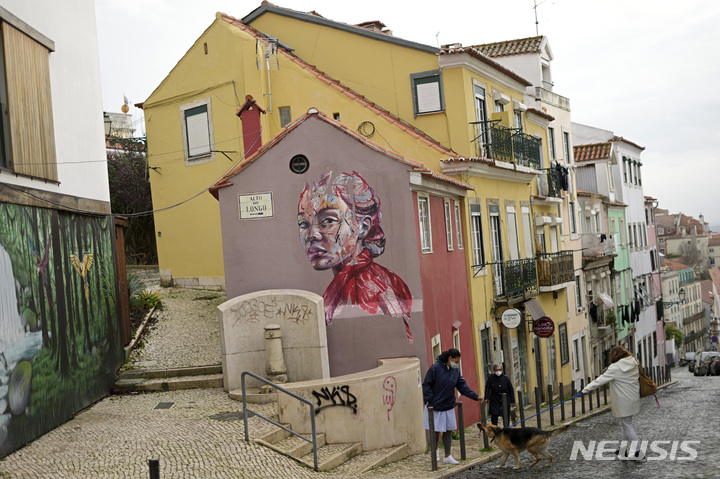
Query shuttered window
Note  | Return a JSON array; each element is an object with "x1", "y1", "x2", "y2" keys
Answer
[
  {"x1": 411, "y1": 70, "x2": 444, "y2": 116},
  {"x1": 1, "y1": 21, "x2": 57, "y2": 181},
  {"x1": 185, "y1": 105, "x2": 211, "y2": 157}
]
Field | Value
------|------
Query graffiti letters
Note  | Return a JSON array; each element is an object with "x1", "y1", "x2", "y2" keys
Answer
[
  {"x1": 311, "y1": 385, "x2": 357, "y2": 415},
  {"x1": 235, "y1": 297, "x2": 313, "y2": 326},
  {"x1": 382, "y1": 376, "x2": 397, "y2": 421}
]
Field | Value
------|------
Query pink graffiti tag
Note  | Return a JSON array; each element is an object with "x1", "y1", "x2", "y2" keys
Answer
[{"x1": 382, "y1": 376, "x2": 397, "y2": 421}]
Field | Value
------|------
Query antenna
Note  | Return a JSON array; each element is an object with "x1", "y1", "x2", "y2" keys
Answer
[
  {"x1": 534, "y1": 0, "x2": 539, "y2": 36},
  {"x1": 256, "y1": 36, "x2": 279, "y2": 113}
]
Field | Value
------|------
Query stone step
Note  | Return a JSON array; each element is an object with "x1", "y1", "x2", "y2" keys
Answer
[
  {"x1": 114, "y1": 373, "x2": 223, "y2": 392},
  {"x1": 332, "y1": 443, "x2": 409, "y2": 474},
  {"x1": 228, "y1": 387, "x2": 278, "y2": 404},
  {"x1": 118, "y1": 364, "x2": 222, "y2": 380},
  {"x1": 300, "y1": 441, "x2": 363, "y2": 471}
]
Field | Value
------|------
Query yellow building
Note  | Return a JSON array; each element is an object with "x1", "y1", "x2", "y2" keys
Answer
[{"x1": 142, "y1": 3, "x2": 582, "y2": 406}]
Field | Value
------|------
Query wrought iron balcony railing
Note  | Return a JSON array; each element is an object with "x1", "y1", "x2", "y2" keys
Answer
[
  {"x1": 537, "y1": 251, "x2": 574, "y2": 287},
  {"x1": 684, "y1": 328, "x2": 707, "y2": 344},
  {"x1": 470, "y1": 121, "x2": 542, "y2": 170},
  {"x1": 492, "y1": 258, "x2": 538, "y2": 301}
]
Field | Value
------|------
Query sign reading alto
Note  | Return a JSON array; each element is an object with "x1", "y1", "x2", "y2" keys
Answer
[
  {"x1": 238, "y1": 192, "x2": 274, "y2": 219},
  {"x1": 533, "y1": 316, "x2": 555, "y2": 338}
]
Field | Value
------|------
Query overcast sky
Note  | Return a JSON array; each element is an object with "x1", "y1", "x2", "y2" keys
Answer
[{"x1": 95, "y1": 0, "x2": 720, "y2": 227}]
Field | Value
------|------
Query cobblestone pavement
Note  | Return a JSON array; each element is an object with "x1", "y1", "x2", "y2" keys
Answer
[{"x1": 453, "y1": 367, "x2": 718, "y2": 479}]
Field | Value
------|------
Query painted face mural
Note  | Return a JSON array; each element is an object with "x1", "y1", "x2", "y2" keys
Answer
[{"x1": 298, "y1": 171, "x2": 413, "y2": 342}]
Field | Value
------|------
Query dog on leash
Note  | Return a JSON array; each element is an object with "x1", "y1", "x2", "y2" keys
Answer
[{"x1": 477, "y1": 422, "x2": 570, "y2": 469}]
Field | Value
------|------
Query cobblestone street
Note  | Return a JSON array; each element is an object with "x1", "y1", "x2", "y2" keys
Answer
[{"x1": 453, "y1": 366, "x2": 719, "y2": 479}]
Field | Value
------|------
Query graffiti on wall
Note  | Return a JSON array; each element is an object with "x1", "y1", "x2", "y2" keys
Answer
[
  {"x1": 0, "y1": 203, "x2": 122, "y2": 458},
  {"x1": 311, "y1": 385, "x2": 358, "y2": 415},
  {"x1": 233, "y1": 296, "x2": 312, "y2": 326},
  {"x1": 382, "y1": 376, "x2": 397, "y2": 421},
  {"x1": 297, "y1": 171, "x2": 413, "y2": 342}
]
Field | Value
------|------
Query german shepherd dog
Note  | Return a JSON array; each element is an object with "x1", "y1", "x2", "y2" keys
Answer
[{"x1": 477, "y1": 422, "x2": 570, "y2": 469}]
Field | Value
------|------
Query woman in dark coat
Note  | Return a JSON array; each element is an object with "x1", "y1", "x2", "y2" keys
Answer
[
  {"x1": 422, "y1": 348, "x2": 480, "y2": 465},
  {"x1": 483, "y1": 363, "x2": 515, "y2": 426}
]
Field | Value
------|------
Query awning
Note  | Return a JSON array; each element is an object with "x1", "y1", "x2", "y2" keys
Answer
[
  {"x1": 599, "y1": 292, "x2": 614, "y2": 308},
  {"x1": 524, "y1": 298, "x2": 546, "y2": 320}
]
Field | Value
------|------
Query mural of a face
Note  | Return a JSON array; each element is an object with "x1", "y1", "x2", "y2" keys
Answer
[{"x1": 298, "y1": 172, "x2": 371, "y2": 273}]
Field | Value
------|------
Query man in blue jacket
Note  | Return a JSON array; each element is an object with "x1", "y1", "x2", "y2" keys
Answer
[{"x1": 423, "y1": 348, "x2": 480, "y2": 465}]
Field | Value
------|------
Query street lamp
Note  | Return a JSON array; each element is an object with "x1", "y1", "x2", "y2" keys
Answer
[{"x1": 661, "y1": 288, "x2": 686, "y2": 309}]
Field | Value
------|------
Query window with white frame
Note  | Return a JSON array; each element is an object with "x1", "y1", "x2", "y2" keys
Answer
[
  {"x1": 181, "y1": 98, "x2": 214, "y2": 162},
  {"x1": 563, "y1": 131, "x2": 571, "y2": 162},
  {"x1": 474, "y1": 85, "x2": 490, "y2": 146},
  {"x1": 569, "y1": 201, "x2": 577, "y2": 234},
  {"x1": 411, "y1": 70, "x2": 444, "y2": 116},
  {"x1": 444, "y1": 199, "x2": 453, "y2": 251},
  {"x1": 623, "y1": 157, "x2": 628, "y2": 183},
  {"x1": 418, "y1": 195, "x2": 432, "y2": 253},
  {"x1": 454, "y1": 202, "x2": 463, "y2": 249},
  {"x1": 522, "y1": 207, "x2": 533, "y2": 258},
  {"x1": 559, "y1": 323, "x2": 570, "y2": 366},
  {"x1": 548, "y1": 127, "x2": 556, "y2": 160},
  {"x1": 573, "y1": 338, "x2": 580, "y2": 371},
  {"x1": 514, "y1": 111, "x2": 523, "y2": 131},
  {"x1": 431, "y1": 334, "x2": 441, "y2": 363},
  {"x1": 506, "y1": 206, "x2": 520, "y2": 260},
  {"x1": 470, "y1": 203, "x2": 485, "y2": 267},
  {"x1": 574, "y1": 272, "x2": 583, "y2": 311}
]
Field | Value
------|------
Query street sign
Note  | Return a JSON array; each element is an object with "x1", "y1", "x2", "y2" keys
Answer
[
  {"x1": 712, "y1": 336, "x2": 718, "y2": 343},
  {"x1": 501, "y1": 308, "x2": 522, "y2": 328},
  {"x1": 533, "y1": 316, "x2": 555, "y2": 338}
]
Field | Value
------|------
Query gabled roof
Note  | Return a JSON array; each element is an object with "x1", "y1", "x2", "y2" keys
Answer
[
  {"x1": 473, "y1": 36, "x2": 544, "y2": 58},
  {"x1": 438, "y1": 47, "x2": 532, "y2": 87},
  {"x1": 611, "y1": 135, "x2": 645, "y2": 151},
  {"x1": 237, "y1": 94, "x2": 266, "y2": 116},
  {"x1": 661, "y1": 258, "x2": 692, "y2": 271},
  {"x1": 220, "y1": 13, "x2": 456, "y2": 157},
  {"x1": 242, "y1": 2, "x2": 439, "y2": 54},
  {"x1": 209, "y1": 108, "x2": 473, "y2": 199},
  {"x1": 573, "y1": 142, "x2": 612, "y2": 162}
]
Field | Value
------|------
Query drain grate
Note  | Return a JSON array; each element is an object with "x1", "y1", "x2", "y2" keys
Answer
[{"x1": 155, "y1": 402, "x2": 174, "y2": 410}]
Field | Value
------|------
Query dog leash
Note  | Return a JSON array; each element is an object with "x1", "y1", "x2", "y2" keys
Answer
[{"x1": 506, "y1": 392, "x2": 584, "y2": 428}]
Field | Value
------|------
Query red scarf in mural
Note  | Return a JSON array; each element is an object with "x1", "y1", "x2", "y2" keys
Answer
[{"x1": 323, "y1": 249, "x2": 413, "y2": 343}]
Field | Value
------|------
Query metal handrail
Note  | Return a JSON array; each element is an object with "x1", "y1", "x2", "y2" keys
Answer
[{"x1": 241, "y1": 371, "x2": 318, "y2": 472}]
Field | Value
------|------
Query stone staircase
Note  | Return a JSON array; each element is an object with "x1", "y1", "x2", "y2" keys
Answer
[
  {"x1": 113, "y1": 364, "x2": 223, "y2": 392},
  {"x1": 253, "y1": 424, "x2": 408, "y2": 473}
]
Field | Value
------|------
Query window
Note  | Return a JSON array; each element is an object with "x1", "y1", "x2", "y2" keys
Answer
[
  {"x1": 0, "y1": 20, "x2": 57, "y2": 180},
  {"x1": 494, "y1": 99, "x2": 505, "y2": 113},
  {"x1": 569, "y1": 201, "x2": 577, "y2": 234},
  {"x1": 573, "y1": 339, "x2": 580, "y2": 371},
  {"x1": 650, "y1": 250, "x2": 656, "y2": 271},
  {"x1": 536, "y1": 226, "x2": 546, "y2": 254},
  {"x1": 574, "y1": 272, "x2": 583, "y2": 311},
  {"x1": 514, "y1": 111, "x2": 523, "y2": 131},
  {"x1": 418, "y1": 196, "x2": 432, "y2": 253},
  {"x1": 279, "y1": 106, "x2": 292, "y2": 127},
  {"x1": 548, "y1": 127, "x2": 556, "y2": 160},
  {"x1": 506, "y1": 207, "x2": 520, "y2": 260},
  {"x1": 431, "y1": 334, "x2": 441, "y2": 364},
  {"x1": 444, "y1": 199, "x2": 453, "y2": 251},
  {"x1": 454, "y1": 202, "x2": 463, "y2": 249},
  {"x1": 623, "y1": 157, "x2": 628, "y2": 183},
  {"x1": 474, "y1": 85, "x2": 489, "y2": 146},
  {"x1": 181, "y1": 98, "x2": 214, "y2": 163},
  {"x1": 563, "y1": 131, "x2": 571, "y2": 162},
  {"x1": 411, "y1": 70, "x2": 444, "y2": 116},
  {"x1": 658, "y1": 227, "x2": 664, "y2": 235},
  {"x1": 659, "y1": 238, "x2": 665, "y2": 244},
  {"x1": 522, "y1": 207, "x2": 533, "y2": 258},
  {"x1": 559, "y1": 323, "x2": 570, "y2": 366},
  {"x1": 470, "y1": 203, "x2": 485, "y2": 267}
]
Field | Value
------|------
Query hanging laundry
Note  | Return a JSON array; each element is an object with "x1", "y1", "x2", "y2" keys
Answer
[
  {"x1": 600, "y1": 234, "x2": 607, "y2": 243},
  {"x1": 589, "y1": 302, "x2": 598, "y2": 323}
]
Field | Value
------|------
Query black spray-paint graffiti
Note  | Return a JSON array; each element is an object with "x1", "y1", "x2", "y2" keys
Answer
[
  {"x1": 234, "y1": 297, "x2": 311, "y2": 326},
  {"x1": 311, "y1": 385, "x2": 358, "y2": 415}
]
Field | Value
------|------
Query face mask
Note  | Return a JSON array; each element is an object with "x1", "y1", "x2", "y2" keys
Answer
[
  {"x1": 495, "y1": 371, "x2": 502, "y2": 376},
  {"x1": 449, "y1": 361, "x2": 460, "y2": 369}
]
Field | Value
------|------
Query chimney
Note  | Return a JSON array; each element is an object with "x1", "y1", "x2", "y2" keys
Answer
[{"x1": 237, "y1": 95, "x2": 266, "y2": 159}]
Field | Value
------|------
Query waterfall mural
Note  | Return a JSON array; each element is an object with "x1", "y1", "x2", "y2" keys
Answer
[{"x1": 0, "y1": 202, "x2": 123, "y2": 458}]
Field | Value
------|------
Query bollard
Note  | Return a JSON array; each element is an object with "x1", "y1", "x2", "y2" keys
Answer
[
  {"x1": 571, "y1": 382, "x2": 576, "y2": 418},
  {"x1": 580, "y1": 379, "x2": 585, "y2": 414},
  {"x1": 517, "y1": 390, "x2": 525, "y2": 426},
  {"x1": 457, "y1": 402, "x2": 466, "y2": 460},
  {"x1": 596, "y1": 385, "x2": 601, "y2": 407},
  {"x1": 502, "y1": 393, "x2": 509, "y2": 429},
  {"x1": 588, "y1": 384, "x2": 593, "y2": 411},
  {"x1": 603, "y1": 384, "x2": 608, "y2": 405},
  {"x1": 559, "y1": 383, "x2": 565, "y2": 421},
  {"x1": 548, "y1": 385, "x2": 554, "y2": 426},
  {"x1": 480, "y1": 400, "x2": 489, "y2": 449},
  {"x1": 656, "y1": 366, "x2": 661, "y2": 386},
  {"x1": 149, "y1": 459, "x2": 160, "y2": 479},
  {"x1": 535, "y1": 387, "x2": 542, "y2": 428},
  {"x1": 428, "y1": 407, "x2": 437, "y2": 471},
  {"x1": 668, "y1": 366, "x2": 672, "y2": 382}
]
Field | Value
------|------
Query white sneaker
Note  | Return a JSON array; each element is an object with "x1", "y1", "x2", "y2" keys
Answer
[
  {"x1": 436, "y1": 450, "x2": 440, "y2": 461},
  {"x1": 443, "y1": 455, "x2": 459, "y2": 465}
]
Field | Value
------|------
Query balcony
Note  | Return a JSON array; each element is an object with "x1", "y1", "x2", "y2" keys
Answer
[
  {"x1": 683, "y1": 311, "x2": 705, "y2": 326},
  {"x1": 492, "y1": 258, "x2": 538, "y2": 302},
  {"x1": 581, "y1": 233, "x2": 614, "y2": 258},
  {"x1": 537, "y1": 251, "x2": 574, "y2": 288},
  {"x1": 684, "y1": 328, "x2": 707, "y2": 344},
  {"x1": 471, "y1": 121, "x2": 542, "y2": 170},
  {"x1": 538, "y1": 168, "x2": 563, "y2": 198},
  {"x1": 535, "y1": 87, "x2": 571, "y2": 111}
]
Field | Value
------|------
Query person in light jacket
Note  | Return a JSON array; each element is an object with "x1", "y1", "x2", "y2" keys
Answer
[
  {"x1": 582, "y1": 345, "x2": 642, "y2": 459},
  {"x1": 422, "y1": 348, "x2": 480, "y2": 466}
]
